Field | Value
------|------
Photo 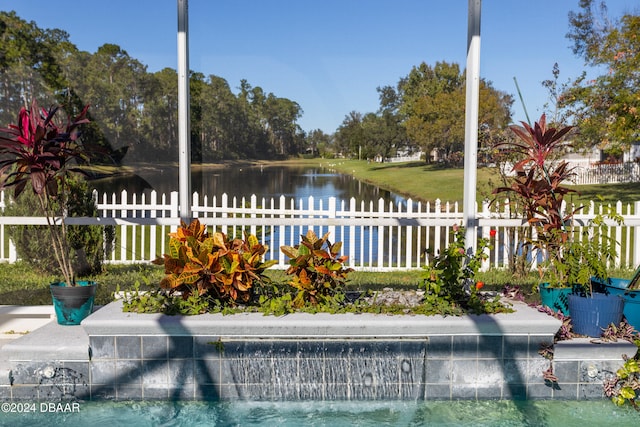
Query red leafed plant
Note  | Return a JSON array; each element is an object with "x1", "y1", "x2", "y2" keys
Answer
[
  {"x1": 492, "y1": 114, "x2": 584, "y2": 286},
  {"x1": 0, "y1": 100, "x2": 91, "y2": 286}
]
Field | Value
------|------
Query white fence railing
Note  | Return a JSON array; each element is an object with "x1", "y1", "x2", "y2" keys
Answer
[
  {"x1": 572, "y1": 162, "x2": 640, "y2": 185},
  {"x1": 1, "y1": 190, "x2": 640, "y2": 271}
]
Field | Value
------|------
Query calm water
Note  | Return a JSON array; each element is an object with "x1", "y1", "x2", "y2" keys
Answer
[
  {"x1": 90, "y1": 164, "x2": 408, "y2": 207},
  {"x1": 1, "y1": 400, "x2": 637, "y2": 427},
  {"x1": 89, "y1": 164, "x2": 429, "y2": 266}
]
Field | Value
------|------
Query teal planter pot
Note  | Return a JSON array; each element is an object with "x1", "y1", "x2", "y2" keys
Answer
[
  {"x1": 591, "y1": 276, "x2": 640, "y2": 331},
  {"x1": 539, "y1": 283, "x2": 572, "y2": 316},
  {"x1": 568, "y1": 293, "x2": 624, "y2": 337},
  {"x1": 50, "y1": 281, "x2": 97, "y2": 326}
]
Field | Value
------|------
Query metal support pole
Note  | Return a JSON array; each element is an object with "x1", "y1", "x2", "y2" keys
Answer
[
  {"x1": 463, "y1": 0, "x2": 481, "y2": 252},
  {"x1": 177, "y1": 0, "x2": 192, "y2": 222}
]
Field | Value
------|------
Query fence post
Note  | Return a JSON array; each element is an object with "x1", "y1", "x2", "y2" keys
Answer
[
  {"x1": 635, "y1": 201, "x2": 640, "y2": 268},
  {"x1": 170, "y1": 191, "x2": 179, "y2": 232},
  {"x1": 480, "y1": 200, "x2": 490, "y2": 271},
  {"x1": 328, "y1": 197, "x2": 336, "y2": 240},
  {"x1": 377, "y1": 198, "x2": 385, "y2": 268}
]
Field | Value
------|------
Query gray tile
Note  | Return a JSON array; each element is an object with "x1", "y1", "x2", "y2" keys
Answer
[
  {"x1": 90, "y1": 360, "x2": 116, "y2": 385},
  {"x1": 400, "y1": 340, "x2": 428, "y2": 357},
  {"x1": 142, "y1": 385, "x2": 169, "y2": 400},
  {"x1": 551, "y1": 383, "x2": 578, "y2": 399},
  {"x1": 194, "y1": 359, "x2": 219, "y2": 385},
  {"x1": 10, "y1": 385, "x2": 38, "y2": 400},
  {"x1": 527, "y1": 383, "x2": 553, "y2": 399},
  {"x1": 451, "y1": 383, "x2": 476, "y2": 399},
  {"x1": 62, "y1": 361, "x2": 90, "y2": 383},
  {"x1": 168, "y1": 336, "x2": 194, "y2": 358},
  {"x1": 425, "y1": 359, "x2": 451, "y2": 383},
  {"x1": 529, "y1": 335, "x2": 554, "y2": 358},
  {"x1": 503, "y1": 359, "x2": 528, "y2": 384},
  {"x1": 579, "y1": 383, "x2": 605, "y2": 400},
  {"x1": 477, "y1": 384, "x2": 502, "y2": 399},
  {"x1": 116, "y1": 384, "x2": 144, "y2": 400},
  {"x1": 90, "y1": 336, "x2": 115, "y2": 359},
  {"x1": 115, "y1": 359, "x2": 143, "y2": 385},
  {"x1": 169, "y1": 384, "x2": 196, "y2": 400},
  {"x1": 503, "y1": 336, "x2": 529, "y2": 359},
  {"x1": 116, "y1": 336, "x2": 141, "y2": 359},
  {"x1": 453, "y1": 335, "x2": 478, "y2": 358},
  {"x1": 8, "y1": 364, "x2": 39, "y2": 385},
  {"x1": 452, "y1": 359, "x2": 477, "y2": 384},
  {"x1": 502, "y1": 384, "x2": 526, "y2": 399},
  {"x1": 426, "y1": 336, "x2": 452, "y2": 358},
  {"x1": 169, "y1": 358, "x2": 195, "y2": 385},
  {"x1": 527, "y1": 358, "x2": 550, "y2": 384},
  {"x1": 142, "y1": 336, "x2": 168, "y2": 359},
  {"x1": 425, "y1": 383, "x2": 451, "y2": 400},
  {"x1": 478, "y1": 335, "x2": 503, "y2": 358},
  {"x1": 552, "y1": 360, "x2": 579, "y2": 383},
  {"x1": 142, "y1": 359, "x2": 168, "y2": 385},
  {"x1": 477, "y1": 359, "x2": 505, "y2": 386},
  {"x1": 0, "y1": 386, "x2": 10, "y2": 400},
  {"x1": 90, "y1": 384, "x2": 115, "y2": 400},
  {"x1": 193, "y1": 336, "x2": 223, "y2": 358}
]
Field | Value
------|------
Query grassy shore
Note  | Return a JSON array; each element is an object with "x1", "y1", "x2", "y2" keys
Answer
[{"x1": 309, "y1": 158, "x2": 640, "y2": 205}]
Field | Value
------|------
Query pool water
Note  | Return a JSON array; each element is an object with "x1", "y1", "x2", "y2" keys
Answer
[{"x1": 1, "y1": 400, "x2": 637, "y2": 426}]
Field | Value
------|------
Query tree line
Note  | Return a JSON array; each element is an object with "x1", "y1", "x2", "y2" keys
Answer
[
  {"x1": 0, "y1": 11, "x2": 305, "y2": 164},
  {"x1": 1, "y1": 1, "x2": 638, "y2": 165}
]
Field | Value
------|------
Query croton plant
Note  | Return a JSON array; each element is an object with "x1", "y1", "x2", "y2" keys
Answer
[{"x1": 153, "y1": 218, "x2": 277, "y2": 304}]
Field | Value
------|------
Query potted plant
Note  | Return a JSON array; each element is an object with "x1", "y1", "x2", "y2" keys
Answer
[
  {"x1": 493, "y1": 114, "x2": 624, "y2": 335},
  {"x1": 493, "y1": 114, "x2": 579, "y2": 315},
  {"x1": 592, "y1": 265, "x2": 640, "y2": 332},
  {"x1": 562, "y1": 213, "x2": 625, "y2": 337},
  {"x1": 0, "y1": 100, "x2": 96, "y2": 325}
]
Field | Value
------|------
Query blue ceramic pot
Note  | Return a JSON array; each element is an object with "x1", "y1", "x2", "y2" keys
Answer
[
  {"x1": 50, "y1": 281, "x2": 97, "y2": 326},
  {"x1": 591, "y1": 276, "x2": 640, "y2": 331},
  {"x1": 538, "y1": 282, "x2": 572, "y2": 316},
  {"x1": 568, "y1": 292, "x2": 624, "y2": 337}
]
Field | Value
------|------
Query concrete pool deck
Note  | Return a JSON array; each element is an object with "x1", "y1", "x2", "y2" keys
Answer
[{"x1": 0, "y1": 301, "x2": 637, "y2": 401}]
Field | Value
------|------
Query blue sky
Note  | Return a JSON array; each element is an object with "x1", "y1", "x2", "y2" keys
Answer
[{"x1": 3, "y1": 0, "x2": 638, "y2": 134}]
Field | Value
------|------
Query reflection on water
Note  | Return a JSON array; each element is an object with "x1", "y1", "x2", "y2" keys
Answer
[{"x1": 89, "y1": 164, "x2": 409, "y2": 206}]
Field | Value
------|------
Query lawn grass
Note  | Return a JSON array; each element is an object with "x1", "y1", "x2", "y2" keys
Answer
[
  {"x1": 319, "y1": 159, "x2": 496, "y2": 203},
  {"x1": 318, "y1": 158, "x2": 640, "y2": 206}
]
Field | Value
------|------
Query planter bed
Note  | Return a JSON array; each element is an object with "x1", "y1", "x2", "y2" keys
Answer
[{"x1": 0, "y1": 300, "x2": 636, "y2": 402}]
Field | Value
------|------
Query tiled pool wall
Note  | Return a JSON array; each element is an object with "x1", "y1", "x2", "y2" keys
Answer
[{"x1": 1, "y1": 301, "x2": 636, "y2": 402}]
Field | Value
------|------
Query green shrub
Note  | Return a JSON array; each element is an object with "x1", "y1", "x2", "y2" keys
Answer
[
  {"x1": 422, "y1": 225, "x2": 512, "y2": 315},
  {"x1": 4, "y1": 177, "x2": 114, "y2": 277}
]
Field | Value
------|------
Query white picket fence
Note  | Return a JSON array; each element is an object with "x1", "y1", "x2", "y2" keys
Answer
[
  {"x1": 1, "y1": 190, "x2": 640, "y2": 271},
  {"x1": 572, "y1": 162, "x2": 640, "y2": 185}
]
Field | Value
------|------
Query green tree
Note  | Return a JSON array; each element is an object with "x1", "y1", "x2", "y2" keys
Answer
[
  {"x1": 398, "y1": 61, "x2": 511, "y2": 164},
  {"x1": 306, "y1": 129, "x2": 332, "y2": 157},
  {"x1": 562, "y1": 0, "x2": 640, "y2": 156},
  {"x1": 334, "y1": 111, "x2": 365, "y2": 158},
  {"x1": 140, "y1": 68, "x2": 179, "y2": 160}
]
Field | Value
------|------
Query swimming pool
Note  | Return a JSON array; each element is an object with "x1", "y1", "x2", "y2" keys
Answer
[{"x1": 0, "y1": 400, "x2": 637, "y2": 426}]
